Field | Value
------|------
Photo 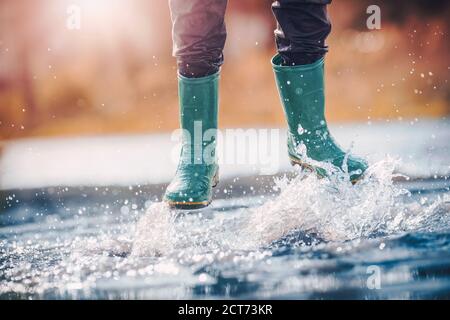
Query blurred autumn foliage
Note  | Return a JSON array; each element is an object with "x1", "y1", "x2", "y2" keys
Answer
[{"x1": 0, "y1": 0, "x2": 449, "y2": 140}]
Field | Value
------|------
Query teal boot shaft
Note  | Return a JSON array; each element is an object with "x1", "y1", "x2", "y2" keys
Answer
[
  {"x1": 272, "y1": 54, "x2": 367, "y2": 183},
  {"x1": 164, "y1": 72, "x2": 220, "y2": 209}
]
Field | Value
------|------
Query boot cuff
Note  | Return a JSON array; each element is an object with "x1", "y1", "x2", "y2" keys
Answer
[
  {"x1": 178, "y1": 71, "x2": 220, "y2": 84},
  {"x1": 271, "y1": 54, "x2": 324, "y2": 72}
]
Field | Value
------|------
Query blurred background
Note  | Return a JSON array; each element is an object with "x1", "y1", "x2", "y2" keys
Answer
[
  {"x1": 0, "y1": 0, "x2": 449, "y2": 141},
  {"x1": 1, "y1": 0, "x2": 450, "y2": 300}
]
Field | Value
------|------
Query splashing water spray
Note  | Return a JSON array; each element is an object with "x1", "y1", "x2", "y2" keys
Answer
[{"x1": 131, "y1": 148, "x2": 450, "y2": 257}]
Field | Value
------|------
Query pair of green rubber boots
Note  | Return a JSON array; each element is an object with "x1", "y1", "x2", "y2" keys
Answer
[{"x1": 164, "y1": 55, "x2": 368, "y2": 209}]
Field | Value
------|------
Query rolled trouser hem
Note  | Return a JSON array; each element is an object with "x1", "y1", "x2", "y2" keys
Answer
[
  {"x1": 175, "y1": 51, "x2": 224, "y2": 78},
  {"x1": 177, "y1": 61, "x2": 222, "y2": 78}
]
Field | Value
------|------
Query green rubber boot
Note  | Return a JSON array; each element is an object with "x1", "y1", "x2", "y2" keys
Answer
[
  {"x1": 272, "y1": 54, "x2": 367, "y2": 183},
  {"x1": 164, "y1": 72, "x2": 220, "y2": 209}
]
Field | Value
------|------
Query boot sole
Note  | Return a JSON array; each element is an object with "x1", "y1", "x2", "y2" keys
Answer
[
  {"x1": 166, "y1": 169, "x2": 219, "y2": 210},
  {"x1": 289, "y1": 156, "x2": 363, "y2": 185}
]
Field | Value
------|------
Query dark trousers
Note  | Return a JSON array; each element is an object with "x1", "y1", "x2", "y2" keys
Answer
[{"x1": 169, "y1": 0, "x2": 332, "y2": 78}]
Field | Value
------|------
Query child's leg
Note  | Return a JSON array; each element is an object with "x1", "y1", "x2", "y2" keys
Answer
[
  {"x1": 271, "y1": 0, "x2": 368, "y2": 183},
  {"x1": 272, "y1": 0, "x2": 332, "y2": 65},
  {"x1": 164, "y1": 0, "x2": 227, "y2": 208},
  {"x1": 169, "y1": 0, "x2": 227, "y2": 77}
]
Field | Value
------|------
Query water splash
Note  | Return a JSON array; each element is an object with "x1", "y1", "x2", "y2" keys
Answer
[
  {"x1": 131, "y1": 203, "x2": 175, "y2": 257},
  {"x1": 243, "y1": 159, "x2": 403, "y2": 246},
  {"x1": 1, "y1": 159, "x2": 449, "y2": 298},
  {"x1": 131, "y1": 157, "x2": 450, "y2": 257}
]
